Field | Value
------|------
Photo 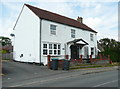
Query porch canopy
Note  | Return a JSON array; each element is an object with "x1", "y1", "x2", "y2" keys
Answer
[{"x1": 67, "y1": 39, "x2": 88, "y2": 48}]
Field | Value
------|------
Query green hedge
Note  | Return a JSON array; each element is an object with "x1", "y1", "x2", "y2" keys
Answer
[
  {"x1": 102, "y1": 48, "x2": 120, "y2": 62},
  {"x1": 2, "y1": 50, "x2": 7, "y2": 54}
]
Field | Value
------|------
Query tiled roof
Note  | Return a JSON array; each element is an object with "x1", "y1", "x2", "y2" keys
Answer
[{"x1": 25, "y1": 4, "x2": 97, "y2": 33}]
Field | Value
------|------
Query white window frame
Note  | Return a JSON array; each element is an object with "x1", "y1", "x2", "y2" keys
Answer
[
  {"x1": 71, "y1": 29, "x2": 75, "y2": 38},
  {"x1": 90, "y1": 33, "x2": 94, "y2": 41},
  {"x1": 43, "y1": 43, "x2": 48, "y2": 55},
  {"x1": 43, "y1": 43, "x2": 61, "y2": 56},
  {"x1": 50, "y1": 24, "x2": 56, "y2": 35}
]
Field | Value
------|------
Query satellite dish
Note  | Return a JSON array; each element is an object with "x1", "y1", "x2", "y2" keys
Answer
[{"x1": 10, "y1": 33, "x2": 15, "y2": 37}]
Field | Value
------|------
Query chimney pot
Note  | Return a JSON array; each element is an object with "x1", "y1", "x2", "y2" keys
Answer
[{"x1": 77, "y1": 16, "x2": 83, "y2": 23}]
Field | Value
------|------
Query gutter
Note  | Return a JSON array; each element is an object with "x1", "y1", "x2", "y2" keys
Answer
[{"x1": 39, "y1": 18, "x2": 42, "y2": 65}]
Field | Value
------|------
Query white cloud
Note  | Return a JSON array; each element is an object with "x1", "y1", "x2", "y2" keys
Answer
[
  {"x1": 84, "y1": 17, "x2": 102, "y2": 29},
  {"x1": 0, "y1": 1, "x2": 118, "y2": 41},
  {"x1": 81, "y1": 2, "x2": 118, "y2": 41},
  {"x1": 0, "y1": 3, "x2": 22, "y2": 38},
  {"x1": 1, "y1": 0, "x2": 119, "y2": 2},
  {"x1": 34, "y1": 2, "x2": 74, "y2": 18}
]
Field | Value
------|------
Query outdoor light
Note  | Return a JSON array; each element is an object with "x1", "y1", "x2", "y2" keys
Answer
[{"x1": 10, "y1": 33, "x2": 15, "y2": 37}]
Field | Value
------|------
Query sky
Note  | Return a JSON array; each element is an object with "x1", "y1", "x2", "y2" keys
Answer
[{"x1": 0, "y1": 0, "x2": 119, "y2": 41}]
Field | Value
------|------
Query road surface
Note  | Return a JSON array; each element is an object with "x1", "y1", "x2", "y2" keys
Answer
[
  {"x1": 15, "y1": 70, "x2": 118, "y2": 87},
  {"x1": 2, "y1": 61, "x2": 119, "y2": 88}
]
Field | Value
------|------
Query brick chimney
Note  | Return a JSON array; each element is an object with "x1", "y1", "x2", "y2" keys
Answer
[{"x1": 77, "y1": 16, "x2": 83, "y2": 23}]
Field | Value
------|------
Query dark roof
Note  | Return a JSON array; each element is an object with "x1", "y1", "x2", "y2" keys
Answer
[{"x1": 25, "y1": 4, "x2": 97, "y2": 33}]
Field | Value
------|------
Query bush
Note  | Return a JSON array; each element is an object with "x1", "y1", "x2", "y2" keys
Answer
[
  {"x1": 2, "y1": 50, "x2": 7, "y2": 54},
  {"x1": 102, "y1": 49, "x2": 120, "y2": 62}
]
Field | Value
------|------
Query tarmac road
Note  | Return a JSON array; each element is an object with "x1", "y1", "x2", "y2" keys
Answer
[
  {"x1": 23, "y1": 70, "x2": 118, "y2": 87},
  {"x1": 2, "y1": 61, "x2": 119, "y2": 88}
]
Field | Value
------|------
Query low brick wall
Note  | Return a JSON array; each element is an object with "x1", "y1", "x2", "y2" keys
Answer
[
  {"x1": 70, "y1": 59, "x2": 82, "y2": 66},
  {"x1": 91, "y1": 59, "x2": 110, "y2": 64},
  {"x1": 47, "y1": 55, "x2": 111, "y2": 69}
]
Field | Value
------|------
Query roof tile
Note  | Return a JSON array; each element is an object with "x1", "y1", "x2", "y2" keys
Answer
[{"x1": 25, "y1": 4, "x2": 97, "y2": 33}]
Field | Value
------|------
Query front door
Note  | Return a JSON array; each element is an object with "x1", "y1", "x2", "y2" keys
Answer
[{"x1": 70, "y1": 45, "x2": 79, "y2": 59}]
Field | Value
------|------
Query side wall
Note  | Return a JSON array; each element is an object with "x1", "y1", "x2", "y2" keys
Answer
[
  {"x1": 41, "y1": 19, "x2": 97, "y2": 64},
  {"x1": 14, "y1": 5, "x2": 40, "y2": 63}
]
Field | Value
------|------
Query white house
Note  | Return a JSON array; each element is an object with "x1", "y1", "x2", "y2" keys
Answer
[{"x1": 13, "y1": 4, "x2": 98, "y2": 65}]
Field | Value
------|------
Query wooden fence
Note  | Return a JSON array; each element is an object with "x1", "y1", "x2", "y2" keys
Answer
[{"x1": 2, "y1": 53, "x2": 13, "y2": 60}]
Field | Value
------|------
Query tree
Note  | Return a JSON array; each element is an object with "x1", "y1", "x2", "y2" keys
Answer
[
  {"x1": 98, "y1": 38, "x2": 120, "y2": 62},
  {"x1": 0, "y1": 36, "x2": 12, "y2": 46}
]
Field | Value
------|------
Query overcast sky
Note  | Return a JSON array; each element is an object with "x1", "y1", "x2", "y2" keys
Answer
[{"x1": 0, "y1": 0, "x2": 119, "y2": 41}]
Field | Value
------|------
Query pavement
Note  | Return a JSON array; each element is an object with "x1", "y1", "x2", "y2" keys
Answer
[{"x1": 2, "y1": 61, "x2": 119, "y2": 87}]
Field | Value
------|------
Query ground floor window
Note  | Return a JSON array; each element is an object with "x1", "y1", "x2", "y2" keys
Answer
[
  {"x1": 49, "y1": 50, "x2": 52, "y2": 54},
  {"x1": 43, "y1": 43, "x2": 61, "y2": 55},
  {"x1": 43, "y1": 49, "x2": 47, "y2": 55}
]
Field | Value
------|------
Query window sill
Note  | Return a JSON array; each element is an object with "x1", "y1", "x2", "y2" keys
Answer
[{"x1": 42, "y1": 55, "x2": 62, "y2": 57}]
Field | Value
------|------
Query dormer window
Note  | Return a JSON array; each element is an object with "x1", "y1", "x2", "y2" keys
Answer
[{"x1": 50, "y1": 24, "x2": 56, "y2": 35}]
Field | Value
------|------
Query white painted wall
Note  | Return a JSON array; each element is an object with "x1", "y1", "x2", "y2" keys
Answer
[
  {"x1": 14, "y1": 5, "x2": 97, "y2": 65},
  {"x1": 14, "y1": 5, "x2": 40, "y2": 63},
  {"x1": 41, "y1": 19, "x2": 97, "y2": 64}
]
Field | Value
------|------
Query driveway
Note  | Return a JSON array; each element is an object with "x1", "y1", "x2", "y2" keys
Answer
[{"x1": 2, "y1": 61, "x2": 67, "y2": 87}]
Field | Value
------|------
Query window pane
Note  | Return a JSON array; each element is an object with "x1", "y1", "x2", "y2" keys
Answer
[
  {"x1": 54, "y1": 50, "x2": 57, "y2": 55},
  {"x1": 43, "y1": 44, "x2": 47, "y2": 48},
  {"x1": 51, "y1": 30, "x2": 56, "y2": 35},
  {"x1": 71, "y1": 34, "x2": 75, "y2": 38},
  {"x1": 58, "y1": 44, "x2": 60, "y2": 49},
  {"x1": 50, "y1": 25, "x2": 56, "y2": 30},
  {"x1": 90, "y1": 34, "x2": 94, "y2": 41},
  {"x1": 50, "y1": 25, "x2": 56, "y2": 35},
  {"x1": 58, "y1": 50, "x2": 60, "y2": 55},
  {"x1": 71, "y1": 29, "x2": 75, "y2": 34},
  {"x1": 71, "y1": 29, "x2": 75, "y2": 38},
  {"x1": 43, "y1": 49, "x2": 47, "y2": 55},
  {"x1": 54, "y1": 44, "x2": 57, "y2": 49},
  {"x1": 49, "y1": 44, "x2": 52, "y2": 49},
  {"x1": 49, "y1": 50, "x2": 52, "y2": 54}
]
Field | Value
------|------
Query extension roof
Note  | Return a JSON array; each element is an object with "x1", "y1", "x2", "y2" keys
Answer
[{"x1": 25, "y1": 4, "x2": 97, "y2": 33}]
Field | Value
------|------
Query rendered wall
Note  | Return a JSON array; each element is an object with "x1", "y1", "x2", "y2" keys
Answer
[
  {"x1": 14, "y1": 5, "x2": 40, "y2": 63},
  {"x1": 41, "y1": 19, "x2": 97, "y2": 64}
]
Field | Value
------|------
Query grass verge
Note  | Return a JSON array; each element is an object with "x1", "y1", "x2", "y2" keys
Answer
[{"x1": 70, "y1": 63, "x2": 118, "y2": 70}]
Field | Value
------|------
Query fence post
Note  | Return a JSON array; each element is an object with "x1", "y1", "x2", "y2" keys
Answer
[
  {"x1": 47, "y1": 55, "x2": 51, "y2": 68},
  {"x1": 80, "y1": 55, "x2": 83, "y2": 63},
  {"x1": 99, "y1": 54, "x2": 102, "y2": 60},
  {"x1": 65, "y1": 55, "x2": 69, "y2": 60},
  {"x1": 108, "y1": 55, "x2": 112, "y2": 64},
  {"x1": 90, "y1": 55, "x2": 93, "y2": 63}
]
